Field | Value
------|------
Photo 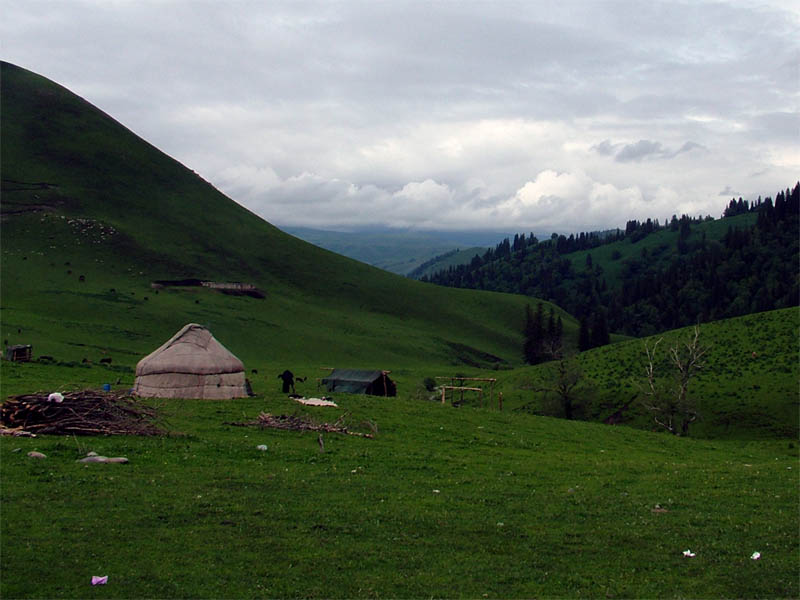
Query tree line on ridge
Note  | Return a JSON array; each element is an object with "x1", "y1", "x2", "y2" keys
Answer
[{"x1": 423, "y1": 183, "x2": 799, "y2": 357}]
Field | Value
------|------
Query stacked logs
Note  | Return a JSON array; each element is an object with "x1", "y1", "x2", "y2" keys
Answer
[{"x1": 1, "y1": 390, "x2": 164, "y2": 436}]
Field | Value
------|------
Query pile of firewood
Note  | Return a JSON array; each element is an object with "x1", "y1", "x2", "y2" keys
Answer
[
  {"x1": 1, "y1": 391, "x2": 165, "y2": 436},
  {"x1": 229, "y1": 412, "x2": 374, "y2": 438}
]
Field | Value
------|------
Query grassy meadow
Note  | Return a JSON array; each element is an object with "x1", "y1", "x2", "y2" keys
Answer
[
  {"x1": 498, "y1": 308, "x2": 800, "y2": 440},
  {"x1": 1, "y1": 61, "x2": 798, "y2": 598},
  {"x1": 2, "y1": 361, "x2": 798, "y2": 599}
]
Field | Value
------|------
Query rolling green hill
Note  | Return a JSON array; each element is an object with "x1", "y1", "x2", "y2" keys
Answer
[
  {"x1": 0, "y1": 61, "x2": 573, "y2": 369},
  {"x1": 406, "y1": 246, "x2": 488, "y2": 279},
  {"x1": 496, "y1": 308, "x2": 799, "y2": 440},
  {"x1": 425, "y1": 201, "x2": 799, "y2": 337}
]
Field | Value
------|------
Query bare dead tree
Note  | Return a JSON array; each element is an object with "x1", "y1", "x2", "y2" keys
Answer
[{"x1": 641, "y1": 325, "x2": 706, "y2": 436}]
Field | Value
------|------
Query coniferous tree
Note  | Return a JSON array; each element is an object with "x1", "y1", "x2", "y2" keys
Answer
[
  {"x1": 578, "y1": 317, "x2": 591, "y2": 352},
  {"x1": 523, "y1": 304, "x2": 546, "y2": 364},
  {"x1": 547, "y1": 307, "x2": 556, "y2": 342},
  {"x1": 531, "y1": 303, "x2": 545, "y2": 363},
  {"x1": 523, "y1": 304, "x2": 536, "y2": 364},
  {"x1": 590, "y1": 309, "x2": 610, "y2": 348}
]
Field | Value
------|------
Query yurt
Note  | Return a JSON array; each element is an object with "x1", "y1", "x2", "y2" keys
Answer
[{"x1": 133, "y1": 323, "x2": 248, "y2": 399}]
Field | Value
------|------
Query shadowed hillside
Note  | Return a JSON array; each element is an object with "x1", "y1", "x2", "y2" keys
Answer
[{"x1": 0, "y1": 61, "x2": 573, "y2": 368}]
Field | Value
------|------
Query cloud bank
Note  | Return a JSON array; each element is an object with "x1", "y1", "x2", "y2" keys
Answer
[{"x1": 2, "y1": 0, "x2": 798, "y2": 233}]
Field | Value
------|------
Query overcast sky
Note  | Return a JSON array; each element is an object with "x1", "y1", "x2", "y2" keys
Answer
[{"x1": 2, "y1": 1, "x2": 798, "y2": 234}]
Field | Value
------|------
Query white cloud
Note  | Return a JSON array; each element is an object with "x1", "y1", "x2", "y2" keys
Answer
[
  {"x1": 1, "y1": 0, "x2": 798, "y2": 234},
  {"x1": 499, "y1": 171, "x2": 645, "y2": 231}
]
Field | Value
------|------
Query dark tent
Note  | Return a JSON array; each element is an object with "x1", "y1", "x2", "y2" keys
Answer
[{"x1": 321, "y1": 369, "x2": 396, "y2": 397}]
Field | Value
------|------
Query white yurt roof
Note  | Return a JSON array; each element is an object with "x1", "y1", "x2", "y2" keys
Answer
[{"x1": 135, "y1": 323, "x2": 244, "y2": 377}]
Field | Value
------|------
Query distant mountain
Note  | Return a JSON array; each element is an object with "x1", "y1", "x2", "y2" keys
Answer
[{"x1": 282, "y1": 226, "x2": 522, "y2": 275}]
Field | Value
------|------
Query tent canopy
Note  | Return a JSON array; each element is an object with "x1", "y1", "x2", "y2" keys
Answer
[
  {"x1": 133, "y1": 323, "x2": 248, "y2": 399},
  {"x1": 321, "y1": 369, "x2": 396, "y2": 396}
]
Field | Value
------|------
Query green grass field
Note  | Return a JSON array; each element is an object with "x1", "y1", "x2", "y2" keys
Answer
[{"x1": 2, "y1": 363, "x2": 797, "y2": 599}]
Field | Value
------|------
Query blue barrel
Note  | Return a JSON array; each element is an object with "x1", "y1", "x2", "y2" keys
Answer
[{"x1": 102, "y1": 383, "x2": 111, "y2": 392}]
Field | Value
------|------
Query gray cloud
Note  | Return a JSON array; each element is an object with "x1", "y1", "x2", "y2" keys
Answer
[
  {"x1": 1, "y1": 0, "x2": 798, "y2": 233},
  {"x1": 615, "y1": 140, "x2": 667, "y2": 162},
  {"x1": 594, "y1": 139, "x2": 706, "y2": 163}
]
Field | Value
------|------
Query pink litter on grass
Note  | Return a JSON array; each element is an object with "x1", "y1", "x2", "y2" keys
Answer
[{"x1": 91, "y1": 576, "x2": 108, "y2": 585}]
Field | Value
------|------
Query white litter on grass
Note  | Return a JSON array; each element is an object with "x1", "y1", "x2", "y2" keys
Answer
[
  {"x1": 91, "y1": 576, "x2": 108, "y2": 585},
  {"x1": 78, "y1": 455, "x2": 129, "y2": 463},
  {"x1": 751, "y1": 551, "x2": 761, "y2": 560},
  {"x1": 257, "y1": 444, "x2": 268, "y2": 451},
  {"x1": 432, "y1": 489, "x2": 440, "y2": 493},
  {"x1": 48, "y1": 392, "x2": 64, "y2": 403},
  {"x1": 682, "y1": 549, "x2": 696, "y2": 557},
  {"x1": 292, "y1": 397, "x2": 338, "y2": 407}
]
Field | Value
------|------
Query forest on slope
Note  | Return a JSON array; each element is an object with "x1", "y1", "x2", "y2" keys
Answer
[{"x1": 424, "y1": 183, "x2": 799, "y2": 340}]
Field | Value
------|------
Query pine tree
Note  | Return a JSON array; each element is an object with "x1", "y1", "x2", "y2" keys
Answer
[
  {"x1": 523, "y1": 304, "x2": 539, "y2": 364},
  {"x1": 578, "y1": 317, "x2": 591, "y2": 352},
  {"x1": 521, "y1": 303, "x2": 550, "y2": 364},
  {"x1": 590, "y1": 309, "x2": 610, "y2": 348}
]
